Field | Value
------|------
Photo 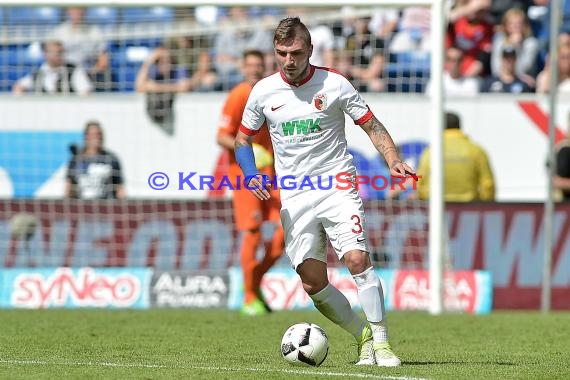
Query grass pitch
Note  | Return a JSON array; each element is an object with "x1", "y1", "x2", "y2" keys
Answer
[{"x1": 0, "y1": 309, "x2": 568, "y2": 379}]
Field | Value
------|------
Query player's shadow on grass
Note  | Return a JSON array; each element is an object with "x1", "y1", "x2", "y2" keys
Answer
[{"x1": 404, "y1": 360, "x2": 516, "y2": 366}]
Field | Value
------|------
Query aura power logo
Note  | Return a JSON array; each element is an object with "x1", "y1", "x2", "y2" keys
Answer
[{"x1": 281, "y1": 118, "x2": 322, "y2": 136}]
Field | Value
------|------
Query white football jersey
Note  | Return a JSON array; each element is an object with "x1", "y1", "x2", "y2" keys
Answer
[{"x1": 240, "y1": 65, "x2": 373, "y2": 198}]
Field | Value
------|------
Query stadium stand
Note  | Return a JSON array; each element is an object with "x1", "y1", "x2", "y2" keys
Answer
[
  {"x1": 84, "y1": 7, "x2": 119, "y2": 27},
  {"x1": 0, "y1": 5, "x2": 558, "y2": 94},
  {"x1": 6, "y1": 7, "x2": 61, "y2": 26},
  {"x1": 120, "y1": 7, "x2": 174, "y2": 24}
]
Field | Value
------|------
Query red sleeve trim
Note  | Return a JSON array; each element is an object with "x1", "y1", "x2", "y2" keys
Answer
[
  {"x1": 354, "y1": 109, "x2": 374, "y2": 125},
  {"x1": 239, "y1": 124, "x2": 259, "y2": 136}
]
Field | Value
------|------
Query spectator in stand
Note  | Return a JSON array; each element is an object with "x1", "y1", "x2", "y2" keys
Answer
[
  {"x1": 488, "y1": 0, "x2": 530, "y2": 26},
  {"x1": 12, "y1": 40, "x2": 93, "y2": 95},
  {"x1": 213, "y1": 7, "x2": 273, "y2": 90},
  {"x1": 389, "y1": 7, "x2": 431, "y2": 52},
  {"x1": 425, "y1": 46, "x2": 480, "y2": 96},
  {"x1": 446, "y1": 1, "x2": 494, "y2": 77},
  {"x1": 562, "y1": 32, "x2": 570, "y2": 48},
  {"x1": 163, "y1": 34, "x2": 218, "y2": 92},
  {"x1": 335, "y1": 7, "x2": 397, "y2": 52},
  {"x1": 368, "y1": 7, "x2": 399, "y2": 40},
  {"x1": 417, "y1": 112, "x2": 495, "y2": 202},
  {"x1": 481, "y1": 45, "x2": 534, "y2": 93},
  {"x1": 135, "y1": 47, "x2": 191, "y2": 133},
  {"x1": 448, "y1": 0, "x2": 491, "y2": 23},
  {"x1": 554, "y1": 111, "x2": 570, "y2": 202},
  {"x1": 491, "y1": 8, "x2": 539, "y2": 86},
  {"x1": 448, "y1": 0, "x2": 531, "y2": 26},
  {"x1": 339, "y1": 17, "x2": 386, "y2": 92},
  {"x1": 308, "y1": 22, "x2": 336, "y2": 68},
  {"x1": 51, "y1": 7, "x2": 111, "y2": 91},
  {"x1": 530, "y1": 0, "x2": 570, "y2": 57},
  {"x1": 287, "y1": 7, "x2": 336, "y2": 67},
  {"x1": 65, "y1": 120, "x2": 125, "y2": 199},
  {"x1": 536, "y1": 43, "x2": 570, "y2": 93},
  {"x1": 563, "y1": 0, "x2": 570, "y2": 34}
]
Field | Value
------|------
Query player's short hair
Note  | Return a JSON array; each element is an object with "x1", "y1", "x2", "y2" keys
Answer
[
  {"x1": 445, "y1": 112, "x2": 461, "y2": 130},
  {"x1": 273, "y1": 17, "x2": 311, "y2": 48},
  {"x1": 243, "y1": 49, "x2": 264, "y2": 62}
]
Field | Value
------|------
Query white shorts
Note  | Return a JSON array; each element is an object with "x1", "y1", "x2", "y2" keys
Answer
[{"x1": 279, "y1": 185, "x2": 370, "y2": 270}]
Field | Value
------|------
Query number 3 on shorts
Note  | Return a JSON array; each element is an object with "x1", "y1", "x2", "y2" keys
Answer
[{"x1": 351, "y1": 214, "x2": 362, "y2": 234}]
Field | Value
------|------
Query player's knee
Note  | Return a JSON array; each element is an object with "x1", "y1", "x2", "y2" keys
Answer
[
  {"x1": 343, "y1": 250, "x2": 371, "y2": 274},
  {"x1": 300, "y1": 269, "x2": 329, "y2": 295},
  {"x1": 298, "y1": 268, "x2": 328, "y2": 295},
  {"x1": 297, "y1": 259, "x2": 328, "y2": 295},
  {"x1": 301, "y1": 279, "x2": 328, "y2": 295}
]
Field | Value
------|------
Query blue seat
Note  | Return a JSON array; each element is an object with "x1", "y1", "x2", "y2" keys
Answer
[
  {"x1": 110, "y1": 45, "x2": 151, "y2": 67},
  {"x1": 121, "y1": 7, "x2": 174, "y2": 24},
  {"x1": 390, "y1": 52, "x2": 430, "y2": 71},
  {"x1": 1, "y1": 63, "x2": 38, "y2": 92},
  {"x1": 7, "y1": 7, "x2": 61, "y2": 25},
  {"x1": 113, "y1": 65, "x2": 141, "y2": 92},
  {"x1": 385, "y1": 73, "x2": 429, "y2": 93},
  {"x1": 109, "y1": 38, "x2": 162, "y2": 52},
  {"x1": 85, "y1": 7, "x2": 118, "y2": 26},
  {"x1": 108, "y1": 42, "x2": 149, "y2": 92},
  {"x1": 1, "y1": 45, "x2": 25, "y2": 66},
  {"x1": 0, "y1": 44, "x2": 43, "y2": 91},
  {"x1": 385, "y1": 52, "x2": 431, "y2": 93},
  {"x1": 0, "y1": 44, "x2": 44, "y2": 66}
]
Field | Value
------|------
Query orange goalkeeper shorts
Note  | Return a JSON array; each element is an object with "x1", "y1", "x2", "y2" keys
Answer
[{"x1": 232, "y1": 183, "x2": 281, "y2": 231}]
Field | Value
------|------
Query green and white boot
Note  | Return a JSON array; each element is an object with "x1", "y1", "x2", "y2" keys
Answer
[
  {"x1": 373, "y1": 342, "x2": 401, "y2": 367},
  {"x1": 355, "y1": 325, "x2": 375, "y2": 365}
]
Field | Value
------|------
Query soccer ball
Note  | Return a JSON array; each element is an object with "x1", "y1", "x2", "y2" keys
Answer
[{"x1": 281, "y1": 323, "x2": 329, "y2": 367}]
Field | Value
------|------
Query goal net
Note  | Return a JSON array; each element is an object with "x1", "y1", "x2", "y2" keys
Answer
[{"x1": 0, "y1": 1, "x2": 448, "y2": 311}]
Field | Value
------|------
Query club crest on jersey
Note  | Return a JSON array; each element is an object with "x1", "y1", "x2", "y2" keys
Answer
[{"x1": 313, "y1": 93, "x2": 327, "y2": 111}]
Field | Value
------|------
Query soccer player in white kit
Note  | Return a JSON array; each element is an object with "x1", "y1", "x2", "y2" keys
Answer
[{"x1": 235, "y1": 17, "x2": 414, "y2": 367}]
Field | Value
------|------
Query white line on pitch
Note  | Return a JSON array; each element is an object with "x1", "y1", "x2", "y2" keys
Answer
[{"x1": 0, "y1": 359, "x2": 427, "y2": 380}]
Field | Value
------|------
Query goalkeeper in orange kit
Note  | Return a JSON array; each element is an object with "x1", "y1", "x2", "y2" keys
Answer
[{"x1": 217, "y1": 50, "x2": 284, "y2": 316}]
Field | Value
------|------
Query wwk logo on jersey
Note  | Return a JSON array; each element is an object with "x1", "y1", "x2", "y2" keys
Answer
[
  {"x1": 281, "y1": 118, "x2": 322, "y2": 136},
  {"x1": 313, "y1": 93, "x2": 327, "y2": 111}
]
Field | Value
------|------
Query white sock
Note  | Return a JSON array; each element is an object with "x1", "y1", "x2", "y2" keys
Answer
[
  {"x1": 369, "y1": 321, "x2": 388, "y2": 343},
  {"x1": 310, "y1": 283, "x2": 365, "y2": 339},
  {"x1": 353, "y1": 266, "x2": 389, "y2": 343}
]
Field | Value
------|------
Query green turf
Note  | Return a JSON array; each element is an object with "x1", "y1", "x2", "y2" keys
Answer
[{"x1": 0, "y1": 309, "x2": 568, "y2": 379}]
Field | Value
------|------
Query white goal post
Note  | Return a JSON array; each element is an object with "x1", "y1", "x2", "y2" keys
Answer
[{"x1": 0, "y1": 0, "x2": 447, "y2": 315}]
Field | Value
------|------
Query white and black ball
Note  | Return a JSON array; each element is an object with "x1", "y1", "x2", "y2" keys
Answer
[{"x1": 281, "y1": 322, "x2": 329, "y2": 367}]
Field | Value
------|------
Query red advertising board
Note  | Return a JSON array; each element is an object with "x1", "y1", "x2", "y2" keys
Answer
[{"x1": 392, "y1": 270, "x2": 485, "y2": 313}]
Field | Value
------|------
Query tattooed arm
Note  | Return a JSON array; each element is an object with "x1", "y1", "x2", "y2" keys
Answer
[
  {"x1": 235, "y1": 130, "x2": 254, "y2": 149},
  {"x1": 360, "y1": 116, "x2": 416, "y2": 178}
]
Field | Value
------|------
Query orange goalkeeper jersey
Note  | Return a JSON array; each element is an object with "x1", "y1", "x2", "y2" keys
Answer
[{"x1": 217, "y1": 82, "x2": 273, "y2": 181}]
